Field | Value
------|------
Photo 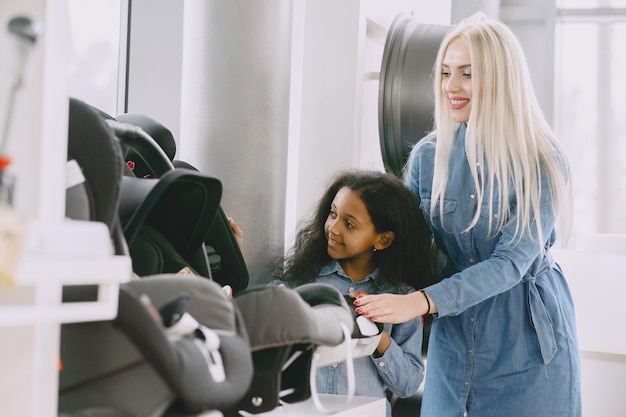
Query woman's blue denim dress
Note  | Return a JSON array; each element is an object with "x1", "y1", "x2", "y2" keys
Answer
[{"x1": 406, "y1": 124, "x2": 582, "y2": 417}]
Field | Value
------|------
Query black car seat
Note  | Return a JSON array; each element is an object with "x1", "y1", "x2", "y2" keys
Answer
[
  {"x1": 114, "y1": 113, "x2": 249, "y2": 294},
  {"x1": 115, "y1": 167, "x2": 221, "y2": 278},
  {"x1": 67, "y1": 98, "x2": 221, "y2": 277}
]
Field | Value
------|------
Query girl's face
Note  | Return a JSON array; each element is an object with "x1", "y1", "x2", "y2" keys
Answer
[
  {"x1": 441, "y1": 37, "x2": 472, "y2": 123},
  {"x1": 324, "y1": 186, "x2": 384, "y2": 264}
]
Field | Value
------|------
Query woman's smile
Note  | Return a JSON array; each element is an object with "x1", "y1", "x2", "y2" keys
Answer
[{"x1": 448, "y1": 96, "x2": 470, "y2": 110}]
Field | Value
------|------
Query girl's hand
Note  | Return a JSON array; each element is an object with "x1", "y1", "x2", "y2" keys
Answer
[
  {"x1": 376, "y1": 329, "x2": 392, "y2": 356},
  {"x1": 227, "y1": 216, "x2": 244, "y2": 250},
  {"x1": 353, "y1": 292, "x2": 426, "y2": 324}
]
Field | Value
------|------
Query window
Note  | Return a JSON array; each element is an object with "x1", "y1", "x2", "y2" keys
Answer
[
  {"x1": 557, "y1": 0, "x2": 626, "y2": 7},
  {"x1": 67, "y1": 0, "x2": 127, "y2": 116},
  {"x1": 554, "y1": 1, "x2": 626, "y2": 235}
]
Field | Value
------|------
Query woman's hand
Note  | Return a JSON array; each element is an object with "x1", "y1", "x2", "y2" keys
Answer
[
  {"x1": 353, "y1": 291, "x2": 429, "y2": 324},
  {"x1": 348, "y1": 291, "x2": 392, "y2": 355}
]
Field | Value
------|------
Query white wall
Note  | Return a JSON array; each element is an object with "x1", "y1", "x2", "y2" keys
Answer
[
  {"x1": 285, "y1": 0, "x2": 451, "y2": 248},
  {"x1": 552, "y1": 235, "x2": 626, "y2": 417}
]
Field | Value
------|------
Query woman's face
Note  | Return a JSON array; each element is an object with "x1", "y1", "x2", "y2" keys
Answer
[
  {"x1": 324, "y1": 186, "x2": 381, "y2": 262},
  {"x1": 441, "y1": 37, "x2": 472, "y2": 123}
]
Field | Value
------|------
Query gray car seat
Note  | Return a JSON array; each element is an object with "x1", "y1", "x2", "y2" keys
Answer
[
  {"x1": 224, "y1": 283, "x2": 356, "y2": 416},
  {"x1": 59, "y1": 276, "x2": 254, "y2": 417},
  {"x1": 65, "y1": 98, "x2": 127, "y2": 255}
]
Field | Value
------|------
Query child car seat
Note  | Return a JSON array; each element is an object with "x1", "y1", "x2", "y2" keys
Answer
[
  {"x1": 115, "y1": 167, "x2": 221, "y2": 277},
  {"x1": 67, "y1": 98, "x2": 221, "y2": 277},
  {"x1": 224, "y1": 283, "x2": 379, "y2": 416},
  {"x1": 114, "y1": 112, "x2": 249, "y2": 293},
  {"x1": 59, "y1": 276, "x2": 255, "y2": 417}
]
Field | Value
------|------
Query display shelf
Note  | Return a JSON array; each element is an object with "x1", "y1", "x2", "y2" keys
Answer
[
  {"x1": 0, "y1": 255, "x2": 131, "y2": 327},
  {"x1": 0, "y1": 220, "x2": 133, "y2": 417},
  {"x1": 249, "y1": 394, "x2": 386, "y2": 417}
]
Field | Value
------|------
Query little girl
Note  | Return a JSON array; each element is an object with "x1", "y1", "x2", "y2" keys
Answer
[{"x1": 272, "y1": 169, "x2": 437, "y2": 416}]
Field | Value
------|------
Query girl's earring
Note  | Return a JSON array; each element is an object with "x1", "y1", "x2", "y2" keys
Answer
[{"x1": 373, "y1": 247, "x2": 377, "y2": 252}]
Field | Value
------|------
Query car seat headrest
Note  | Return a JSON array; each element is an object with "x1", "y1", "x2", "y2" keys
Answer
[
  {"x1": 115, "y1": 113, "x2": 177, "y2": 178},
  {"x1": 66, "y1": 97, "x2": 124, "y2": 234}
]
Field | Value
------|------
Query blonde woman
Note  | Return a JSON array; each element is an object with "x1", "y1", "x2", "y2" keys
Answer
[{"x1": 354, "y1": 12, "x2": 582, "y2": 417}]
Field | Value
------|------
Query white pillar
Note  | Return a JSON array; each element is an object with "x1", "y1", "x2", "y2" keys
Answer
[{"x1": 179, "y1": 0, "x2": 293, "y2": 284}]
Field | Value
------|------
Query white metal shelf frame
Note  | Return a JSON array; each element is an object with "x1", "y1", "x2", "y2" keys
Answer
[{"x1": 0, "y1": 220, "x2": 133, "y2": 417}]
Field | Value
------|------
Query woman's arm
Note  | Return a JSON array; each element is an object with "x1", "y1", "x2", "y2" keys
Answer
[
  {"x1": 426, "y1": 196, "x2": 558, "y2": 317},
  {"x1": 357, "y1": 198, "x2": 557, "y2": 322}
]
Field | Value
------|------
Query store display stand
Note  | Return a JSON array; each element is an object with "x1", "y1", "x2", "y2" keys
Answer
[
  {"x1": 0, "y1": 220, "x2": 132, "y2": 417},
  {"x1": 248, "y1": 394, "x2": 386, "y2": 417}
]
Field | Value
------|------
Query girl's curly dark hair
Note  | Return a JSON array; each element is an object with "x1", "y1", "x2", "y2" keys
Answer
[{"x1": 276, "y1": 169, "x2": 437, "y2": 289}]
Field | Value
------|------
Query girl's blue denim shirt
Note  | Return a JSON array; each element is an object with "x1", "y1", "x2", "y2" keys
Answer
[{"x1": 405, "y1": 124, "x2": 581, "y2": 417}]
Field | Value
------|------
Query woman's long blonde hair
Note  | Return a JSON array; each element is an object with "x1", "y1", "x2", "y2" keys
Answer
[{"x1": 430, "y1": 12, "x2": 571, "y2": 249}]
